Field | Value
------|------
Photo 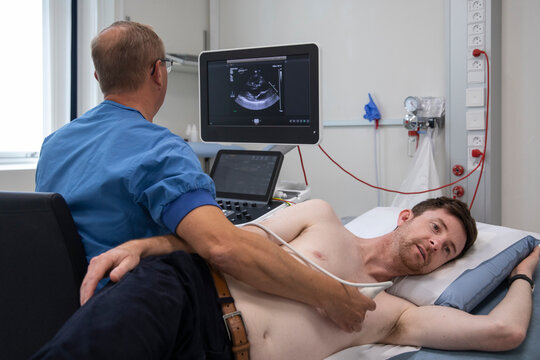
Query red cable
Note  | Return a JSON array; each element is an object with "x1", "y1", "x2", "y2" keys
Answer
[
  {"x1": 468, "y1": 50, "x2": 490, "y2": 210},
  {"x1": 301, "y1": 50, "x2": 489, "y2": 203},
  {"x1": 318, "y1": 144, "x2": 484, "y2": 195},
  {"x1": 297, "y1": 146, "x2": 309, "y2": 186}
]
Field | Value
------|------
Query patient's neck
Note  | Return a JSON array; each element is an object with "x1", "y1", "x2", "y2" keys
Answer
[{"x1": 357, "y1": 234, "x2": 403, "y2": 282}]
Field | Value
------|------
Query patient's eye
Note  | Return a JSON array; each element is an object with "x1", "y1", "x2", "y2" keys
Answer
[
  {"x1": 432, "y1": 223, "x2": 440, "y2": 232},
  {"x1": 443, "y1": 245, "x2": 451, "y2": 254}
]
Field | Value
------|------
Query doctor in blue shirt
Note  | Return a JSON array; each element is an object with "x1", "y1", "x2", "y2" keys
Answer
[{"x1": 35, "y1": 20, "x2": 374, "y2": 332}]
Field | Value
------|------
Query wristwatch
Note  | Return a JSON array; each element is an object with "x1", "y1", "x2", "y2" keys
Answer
[{"x1": 509, "y1": 274, "x2": 535, "y2": 292}]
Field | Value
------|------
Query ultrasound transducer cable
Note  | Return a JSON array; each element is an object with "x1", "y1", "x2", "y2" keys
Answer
[{"x1": 249, "y1": 222, "x2": 393, "y2": 299}]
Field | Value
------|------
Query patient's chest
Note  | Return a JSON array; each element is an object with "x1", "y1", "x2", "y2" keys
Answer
[{"x1": 226, "y1": 226, "x2": 398, "y2": 360}]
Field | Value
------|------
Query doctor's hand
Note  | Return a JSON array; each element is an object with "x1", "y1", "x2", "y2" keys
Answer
[
  {"x1": 80, "y1": 240, "x2": 143, "y2": 305},
  {"x1": 317, "y1": 285, "x2": 376, "y2": 333},
  {"x1": 80, "y1": 234, "x2": 192, "y2": 305}
]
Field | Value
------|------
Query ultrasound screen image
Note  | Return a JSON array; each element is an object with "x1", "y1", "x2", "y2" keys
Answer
[
  {"x1": 206, "y1": 55, "x2": 310, "y2": 127},
  {"x1": 231, "y1": 64, "x2": 282, "y2": 112}
]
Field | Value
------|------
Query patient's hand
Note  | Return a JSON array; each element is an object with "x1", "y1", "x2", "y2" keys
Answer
[
  {"x1": 511, "y1": 245, "x2": 540, "y2": 279},
  {"x1": 80, "y1": 240, "x2": 143, "y2": 305}
]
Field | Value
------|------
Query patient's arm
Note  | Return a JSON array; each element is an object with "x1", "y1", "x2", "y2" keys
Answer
[
  {"x1": 80, "y1": 234, "x2": 193, "y2": 304},
  {"x1": 383, "y1": 246, "x2": 539, "y2": 351},
  {"x1": 243, "y1": 199, "x2": 342, "y2": 245}
]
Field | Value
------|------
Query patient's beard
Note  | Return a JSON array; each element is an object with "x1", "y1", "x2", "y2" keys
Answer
[{"x1": 392, "y1": 225, "x2": 426, "y2": 275}]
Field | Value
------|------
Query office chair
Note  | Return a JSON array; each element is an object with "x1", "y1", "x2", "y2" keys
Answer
[{"x1": 0, "y1": 191, "x2": 87, "y2": 360}]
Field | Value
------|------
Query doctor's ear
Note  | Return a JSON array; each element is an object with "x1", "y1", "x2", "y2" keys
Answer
[{"x1": 397, "y1": 209, "x2": 413, "y2": 226}]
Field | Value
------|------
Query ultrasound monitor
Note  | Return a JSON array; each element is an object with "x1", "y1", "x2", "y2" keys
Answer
[{"x1": 199, "y1": 43, "x2": 320, "y2": 145}]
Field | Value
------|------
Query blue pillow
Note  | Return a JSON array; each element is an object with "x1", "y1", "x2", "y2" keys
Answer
[{"x1": 435, "y1": 236, "x2": 539, "y2": 312}]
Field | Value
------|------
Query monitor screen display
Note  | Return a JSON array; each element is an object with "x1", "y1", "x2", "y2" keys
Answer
[
  {"x1": 199, "y1": 43, "x2": 320, "y2": 144},
  {"x1": 210, "y1": 150, "x2": 284, "y2": 203}
]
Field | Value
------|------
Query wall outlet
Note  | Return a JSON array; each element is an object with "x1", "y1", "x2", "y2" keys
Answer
[
  {"x1": 468, "y1": 11, "x2": 485, "y2": 23},
  {"x1": 468, "y1": 146, "x2": 483, "y2": 169},
  {"x1": 468, "y1": 22, "x2": 485, "y2": 35},
  {"x1": 468, "y1": 59, "x2": 484, "y2": 71},
  {"x1": 468, "y1": 134, "x2": 485, "y2": 147},
  {"x1": 468, "y1": 34, "x2": 484, "y2": 47},
  {"x1": 468, "y1": 0, "x2": 485, "y2": 11}
]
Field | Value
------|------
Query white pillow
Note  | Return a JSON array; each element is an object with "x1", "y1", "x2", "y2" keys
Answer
[{"x1": 345, "y1": 207, "x2": 540, "y2": 308}]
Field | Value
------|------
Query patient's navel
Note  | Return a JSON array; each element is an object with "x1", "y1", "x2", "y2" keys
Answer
[{"x1": 313, "y1": 250, "x2": 327, "y2": 261}]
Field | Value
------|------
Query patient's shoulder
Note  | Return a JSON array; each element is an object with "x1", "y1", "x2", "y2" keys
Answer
[{"x1": 300, "y1": 199, "x2": 341, "y2": 222}]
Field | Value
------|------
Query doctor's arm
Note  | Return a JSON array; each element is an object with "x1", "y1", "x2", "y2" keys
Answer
[
  {"x1": 80, "y1": 233, "x2": 193, "y2": 304},
  {"x1": 383, "y1": 246, "x2": 539, "y2": 351},
  {"x1": 175, "y1": 203, "x2": 376, "y2": 332}
]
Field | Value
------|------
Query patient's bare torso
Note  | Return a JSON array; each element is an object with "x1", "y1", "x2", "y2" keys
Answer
[{"x1": 226, "y1": 220, "x2": 405, "y2": 360}]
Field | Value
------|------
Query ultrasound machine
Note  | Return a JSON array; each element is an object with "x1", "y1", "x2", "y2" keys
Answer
[{"x1": 198, "y1": 43, "x2": 320, "y2": 224}]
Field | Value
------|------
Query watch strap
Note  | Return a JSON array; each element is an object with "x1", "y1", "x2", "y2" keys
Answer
[{"x1": 509, "y1": 274, "x2": 534, "y2": 292}]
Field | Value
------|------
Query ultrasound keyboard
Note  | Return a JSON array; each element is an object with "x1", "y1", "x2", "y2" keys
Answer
[{"x1": 217, "y1": 199, "x2": 284, "y2": 225}]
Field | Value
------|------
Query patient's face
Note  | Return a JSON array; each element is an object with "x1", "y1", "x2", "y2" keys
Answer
[{"x1": 392, "y1": 209, "x2": 467, "y2": 275}]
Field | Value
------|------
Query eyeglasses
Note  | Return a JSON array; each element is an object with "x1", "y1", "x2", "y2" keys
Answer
[{"x1": 151, "y1": 58, "x2": 174, "y2": 75}]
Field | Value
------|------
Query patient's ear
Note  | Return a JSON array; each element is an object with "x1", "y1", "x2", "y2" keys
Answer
[
  {"x1": 94, "y1": 71, "x2": 99, "y2": 82},
  {"x1": 397, "y1": 209, "x2": 412, "y2": 226}
]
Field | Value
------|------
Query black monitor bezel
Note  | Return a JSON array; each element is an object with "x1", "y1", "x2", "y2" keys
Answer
[
  {"x1": 199, "y1": 43, "x2": 320, "y2": 145},
  {"x1": 210, "y1": 150, "x2": 284, "y2": 203}
]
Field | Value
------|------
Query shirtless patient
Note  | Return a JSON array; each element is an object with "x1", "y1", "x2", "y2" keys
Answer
[{"x1": 33, "y1": 197, "x2": 539, "y2": 360}]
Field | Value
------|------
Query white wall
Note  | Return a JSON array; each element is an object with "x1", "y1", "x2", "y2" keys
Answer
[
  {"x1": 1, "y1": 0, "x2": 538, "y2": 232},
  {"x1": 217, "y1": 0, "x2": 446, "y2": 217},
  {"x1": 122, "y1": 0, "x2": 208, "y2": 137},
  {"x1": 501, "y1": 0, "x2": 540, "y2": 233}
]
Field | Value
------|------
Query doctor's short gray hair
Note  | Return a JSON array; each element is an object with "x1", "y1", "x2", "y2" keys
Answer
[{"x1": 91, "y1": 21, "x2": 165, "y2": 95}]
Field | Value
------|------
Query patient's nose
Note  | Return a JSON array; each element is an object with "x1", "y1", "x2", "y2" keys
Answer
[{"x1": 429, "y1": 239, "x2": 440, "y2": 251}]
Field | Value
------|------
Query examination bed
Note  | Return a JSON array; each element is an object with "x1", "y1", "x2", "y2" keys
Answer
[{"x1": 327, "y1": 207, "x2": 540, "y2": 360}]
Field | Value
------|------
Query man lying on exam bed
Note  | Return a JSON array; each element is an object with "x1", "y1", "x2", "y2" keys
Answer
[
  {"x1": 329, "y1": 206, "x2": 540, "y2": 360},
  {"x1": 32, "y1": 197, "x2": 539, "y2": 360}
]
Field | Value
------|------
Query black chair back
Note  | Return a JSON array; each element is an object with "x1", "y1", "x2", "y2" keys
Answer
[{"x1": 0, "y1": 192, "x2": 87, "y2": 359}]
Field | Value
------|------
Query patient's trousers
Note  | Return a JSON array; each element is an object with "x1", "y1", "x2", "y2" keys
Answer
[{"x1": 32, "y1": 251, "x2": 233, "y2": 360}]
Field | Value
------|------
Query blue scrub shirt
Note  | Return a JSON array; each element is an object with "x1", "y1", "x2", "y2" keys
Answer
[{"x1": 36, "y1": 100, "x2": 218, "y2": 262}]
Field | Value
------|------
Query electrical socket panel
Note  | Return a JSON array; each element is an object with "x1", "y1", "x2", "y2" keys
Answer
[
  {"x1": 468, "y1": 10, "x2": 485, "y2": 23},
  {"x1": 468, "y1": 59, "x2": 484, "y2": 71},
  {"x1": 468, "y1": 34, "x2": 484, "y2": 47},
  {"x1": 468, "y1": 147, "x2": 483, "y2": 169},
  {"x1": 468, "y1": 0, "x2": 485, "y2": 11},
  {"x1": 468, "y1": 22, "x2": 485, "y2": 35},
  {"x1": 468, "y1": 134, "x2": 485, "y2": 147}
]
